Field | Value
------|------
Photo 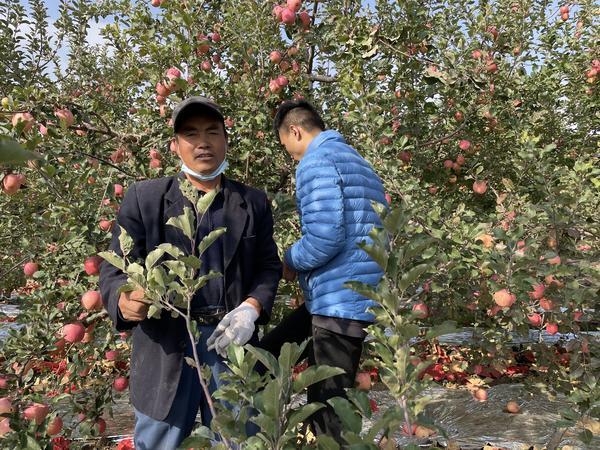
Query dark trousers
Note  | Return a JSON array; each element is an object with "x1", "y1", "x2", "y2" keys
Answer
[{"x1": 259, "y1": 304, "x2": 364, "y2": 441}]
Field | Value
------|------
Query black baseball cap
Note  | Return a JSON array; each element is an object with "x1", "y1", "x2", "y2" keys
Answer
[{"x1": 172, "y1": 96, "x2": 224, "y2": 132}]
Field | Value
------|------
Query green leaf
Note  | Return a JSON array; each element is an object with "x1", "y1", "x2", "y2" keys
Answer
[
  {"x1": 157, "y1": 243, "x2": 184, "y2": 258},
  {"x1": 328, "y1": 397, "x2": 362, "y2": 434},
  {"x1": 25, "y1": 434, "x2": 43, "y2": 450},
  {"x1": 293, "y1": 365, "x2": 346, "y2": 393},
  {"x1": 98, "y1": 251, "x2": 125, "y2": 271},
  {"x1": 179, "y1": 425, "x2": 215, "y2": 447},
  {"x1": 118, "y1": 226, "x2": 134, "y2": 257},
  {"x1": 198, "y1": 227, "x2": 227, "y2": 255},
  {"x1": 179, "y1": 178, "x2": 199, "y2": 205},
  {"x1": 579, "y1": 429, "x2": 593, "y2": 445},
  {"x1": 287, "y1": 402, "x2": 325, "y2": 430},
  {"x1": 184, "y1": 356, "x2": 197, "y2": 368},
  {"x1": 197, "y1": 189, "x2": 219, "y2": 214},
  {"x1": 315, "y1": 435, "x2": 341, "y2": 450},
  {"x1": 398, "y1": 263, "x2": 430, "y2": 290},
  {"x1": 145, "y1": 248, "x2": 166, "y2": 271},
  {"x1": 181, "y1": 255, "x2": 202, "y2": 269},
  {"x1": 424, "y1": 321, "x2": 457, "y2": 340},
  {"x1": 147, "y1": 304, "x2": 161, "y2": 319},
  {"x1": 346, "y1": 389, "x2": 372, "y2": 418},
  {"x1": 126, "y1": 262, "x2": 145, "y2": 276},
  {"x1": 0, "y1": 138, "x2": 43, "y2": 164},
  {"x1": 245, "y1": 345, "x2": 280, "y2": 376},
  {"x1": 166, "y1": 206, "x2": 195, "y2": 241},
  {"x1": 163, "y1": 260, "x2": 187, "y2": 279}
]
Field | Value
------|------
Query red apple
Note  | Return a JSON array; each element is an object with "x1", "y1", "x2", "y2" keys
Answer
[
  {"x1": 99, "y1": 219, "x2": 113, "y2": 232},
  {"x1": 0, "y1": 377, "x2": 7, "y2": 389},
  {"x1": 201, "y1": 60, "x2": 211, "y2": 72},
  {"x1": 114, "y1": 184, "x2": 124, "y2": 198},
  {"x1": 155, "y1": 81, "x2": 170, "y2": 97},
  {"x1": 458, "y1": 139, "x2": 471, "y2": 150},
  {"x1": 385, "y1": 193, "x2": 392, "y2": 205},
  {"x1": 46, "y1": 415, "x2": 63, "y2": 435},
  {"x1": 12, "y1": 112, "x2": 34, "y2": 132},
  {"x1": 95, "y1": 417, "x2": 106, "y2": 434},
  {"x1": 529, "y1": 283, "x2": 545, "y2": 300},
  {"x1": 23, "y1": 403, "x2": 49, "y2": 424},
  {"x1": 276, "y1": 75, "x2": 289, "y2": 87},
  {"x1": 55, "y1": 109, "x2": 75, "y2": 127},
  {"x1": 287, "y1": 0, "x2": 302, "y2": 12},
  {"x1": 105, "y1": 350, "x2": 120, "y2": 361},
  {"x1": 473, "y1": 388, "x2": 488, "y2": 401},
  {"x1": 546, "y1": 322, "x2": 558, "y2": 335},
  {"x1": 505, "y1": 401, "x2": 520, "y2": 413},
  {"x1": 472, "y1": 49, "x2": 482, "y2": 59},
  {"x1": 493, "y1": 289, "x2": 516, "y2": 308},
  {"x1": 210, "y1": 32, "x2": 221, "y2": 43},
  {"x1": 269, "y1": 51, "x2": 282, "y2": 64},
  {"x1": 81, "y1": 290, "x2": 103, "y2": 311},
  {"x1": 399, "y1": 151, "x2": 412, "y2": 163},
  {"x1": 527, "y1": 313, "x2": 542, "y2": 327},
  {"x1": 473, "y1": 180, "x2": 487, "y2": 194},
  {"x1": 443, "y1": 159, "x2": 454, "y2": 169},
  {"x1": 355, "y1": 372, "x2": 372, "y2": 391},
  {"x1": 456, "y1": 154, "x2": 466, "y2": 165},
  {"x1": 272, "y1": 5, "x2": 283, "y2": 20},
  {"x1": 62, "y1": 322, "x2": 85, "y2": 343},
  {"x1": 84, "y1": 255, "x2": 102, "y2": 276},
  {"x1": 539, "y1": 297, "x2": 554, "y2": 311},
  {"x1": 298, "y1": 10, "x2": 311, "y2": 29},
  {"x1": 281, "y1": 8, "x2": 296, "y2": 24},
  {"x1": 412, "y1": 302, "x2": 429, "y2": 318},
  {"x1": 150, "y1": 158, "x2": 161, "y2": 169},
  {"x1": 0, "y1": 397, "x2": 13, "y2": 414},
  {"x1": 150, "y1": 0, "x2": 161, "y2": 6},
  {"x1": 3, "y1": 174, "x2": 24, "y2": 194},
  {"x1": 166, "y1": 67, "x2": 181, "y2": 80},
  {"x1": 0, "y1": 418, "x2": 11, "y2": 436},
  {"x1": 113, "y1": 376, "x2": 129, "y2": 391},
  {"x1": 23, "y1": 261, "x2": 39, "y2": 277},
  {"x1": 573, "y1": 311, "x2": 583, "y2": 321},
  {"x1": 454, "y1": 111, "x2": 464, "y2": 122},
  {"x1": 149, "y1": 149, "x2": 161, "y2": 160}
]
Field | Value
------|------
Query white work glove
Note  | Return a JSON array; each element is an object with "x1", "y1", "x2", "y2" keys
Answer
[{"x1": 206, "y1": 303, "x2": 259, "y2": 357}]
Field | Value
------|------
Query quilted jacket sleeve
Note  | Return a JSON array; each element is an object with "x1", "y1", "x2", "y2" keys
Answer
[{"x1": 284, "y1": 160, "x2": 346, "y2": 272}]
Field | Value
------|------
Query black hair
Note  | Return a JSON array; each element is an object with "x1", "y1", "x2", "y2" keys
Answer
[{"x1": 272, "y1": 99, "x2": 325, "y2": 135}]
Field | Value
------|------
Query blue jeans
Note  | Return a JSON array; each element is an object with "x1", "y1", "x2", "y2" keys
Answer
[{"x1": 133, "y1": 324, "x2": 231, "y2": 450}]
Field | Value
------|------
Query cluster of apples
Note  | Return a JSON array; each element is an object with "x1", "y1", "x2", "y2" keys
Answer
[{"x1": 272, "y1": 0, "x2": 311, "y2": 29}]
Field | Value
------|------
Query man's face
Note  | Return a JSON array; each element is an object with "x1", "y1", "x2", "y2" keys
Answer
[
  {"x1": 278, "y1": 126, "x2": 301, "y2": 161},
  {"x1": 175, "y1": 113, "x2": 227, "y2": 174}
]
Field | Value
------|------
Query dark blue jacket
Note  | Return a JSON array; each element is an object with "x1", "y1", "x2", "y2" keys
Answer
[
  {"x1": 284, "y1": 130, "x2": 385, "y2": 322},
  {"x1": 99, "y1": 174, "x2": 281, "y2": 420}
]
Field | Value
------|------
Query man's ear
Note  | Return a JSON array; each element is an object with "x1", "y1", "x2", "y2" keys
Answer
[{"x1": 172, "y1": 137, "x2": 181, "y2": 157}]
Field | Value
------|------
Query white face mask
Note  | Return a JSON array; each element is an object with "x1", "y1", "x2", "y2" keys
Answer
[{"x1": 180, "y1": 158, "x2": 229, "y2": 181}]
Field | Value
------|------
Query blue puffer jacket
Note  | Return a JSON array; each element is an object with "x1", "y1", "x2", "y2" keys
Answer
[{"x1": 284, "y1": 130, "x2": 386, "y2": 322}]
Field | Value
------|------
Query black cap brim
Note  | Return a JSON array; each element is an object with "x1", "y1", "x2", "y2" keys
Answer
[{"x1": 172, "y1": 96, "x2": 224, "y2": 132}]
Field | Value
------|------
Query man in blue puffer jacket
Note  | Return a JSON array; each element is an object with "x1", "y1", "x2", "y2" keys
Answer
[{"x1": 259, "y1": 99, "x2": 386, "y2": 440}]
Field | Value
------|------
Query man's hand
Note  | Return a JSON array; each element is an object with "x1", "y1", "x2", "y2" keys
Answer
[
  {"x1": 282, "y1": 261, "x2": 297, "y2": 282},
  {"x1": 206, "y1": 300, "x2": 260, "y2": 357},
  {"x1": 118, "y1": 289, "x2": 149, "y2": 321}
]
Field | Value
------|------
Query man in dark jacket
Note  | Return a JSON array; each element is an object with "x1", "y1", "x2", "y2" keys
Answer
[
  {"x1": 99, "y1": 96, "x2": 281, "y2": 449},
  {"x1": 260, "y1": 99, "x2": 385, "y2": 440}
]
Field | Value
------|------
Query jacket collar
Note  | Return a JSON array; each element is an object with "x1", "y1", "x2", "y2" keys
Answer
[{"x1": 304, "y1": 130, "x2": 345, "y2": 157}]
